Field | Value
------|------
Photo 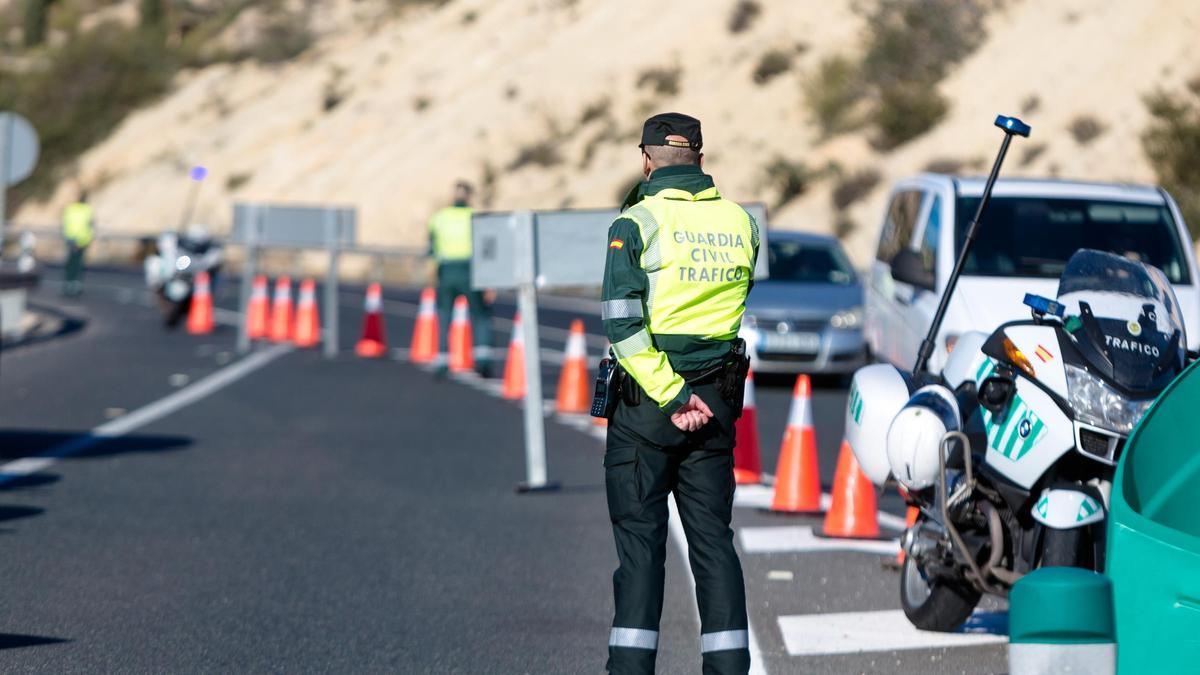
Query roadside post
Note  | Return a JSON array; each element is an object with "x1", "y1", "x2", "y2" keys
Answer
[
  {"x1": 472, "y1": 205, "x2": 769, "y2": 494},
  {"x1": 231, "y1": 203, "x2": 356, "y2": 357}
]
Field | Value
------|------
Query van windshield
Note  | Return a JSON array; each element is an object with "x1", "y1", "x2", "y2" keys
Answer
[{"x1": 954, "y1": 196, "x2": 1191, "y2": 284}]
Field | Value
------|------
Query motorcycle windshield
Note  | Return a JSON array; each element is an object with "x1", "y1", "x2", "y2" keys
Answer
[{"x1": 1056, "y1": 249, "x2": 1186, "y2": 392}]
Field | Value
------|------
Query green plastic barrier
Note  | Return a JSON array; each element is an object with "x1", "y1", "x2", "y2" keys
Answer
[
  {"x1": 1009, "y1": 568, "x2": 1115, "y2": 673},
  {"x1": 1107, "y1": 358, "x2": 1200, "y2": 670}
]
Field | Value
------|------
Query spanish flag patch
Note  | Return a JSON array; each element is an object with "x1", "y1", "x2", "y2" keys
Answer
[{"x1": 609, "y1": 239, "x2": 624, "y2": 249}]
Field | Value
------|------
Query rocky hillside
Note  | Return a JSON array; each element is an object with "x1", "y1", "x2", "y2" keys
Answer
[{"x1": 7, "y1": 0, "x2": 1200, "y2": 264}]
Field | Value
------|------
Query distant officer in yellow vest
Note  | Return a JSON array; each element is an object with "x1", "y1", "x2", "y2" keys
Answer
[
  {"x1": 61, "y1": 190, "x2": 95, "y2": 297},
  {"x1": 601, "y1": 113, "x2": 758, "y2": 675},
  {"x1": 428, "y1": 181, "x2": 493, "y2": 377}
]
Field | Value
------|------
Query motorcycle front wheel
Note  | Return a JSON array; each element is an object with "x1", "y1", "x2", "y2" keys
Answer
[{"x1": 900, "y1": 550, "x2": 981, "y2": 632}]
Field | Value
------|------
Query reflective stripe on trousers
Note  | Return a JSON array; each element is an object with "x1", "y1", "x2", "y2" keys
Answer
[
  {"x1": 701, "y1": 629, "x2": 748, "y2": 653},
  {"x1": 609, "y1": 627, "x2": 659, "y2": 651}
]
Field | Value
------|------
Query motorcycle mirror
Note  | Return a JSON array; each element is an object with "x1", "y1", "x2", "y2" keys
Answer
[{"x1": 978, "y1": 375, "x2": 1016, "y2": 416}]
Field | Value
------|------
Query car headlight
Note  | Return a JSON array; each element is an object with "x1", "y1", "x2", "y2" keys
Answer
[
  {"x1": 175, "y1": 255, "x2": 192, "y2": 271},
  {"x1": 1064, "y1": 364, "x2": 1154, "y2": 435},
  {"x1": 831, "y1": 306, "x2": 863, "y2": 330}
]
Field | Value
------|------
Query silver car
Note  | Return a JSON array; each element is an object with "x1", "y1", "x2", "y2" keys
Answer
[{"x1": 744, "y1": 232, "x2": 866, "y2": 374}]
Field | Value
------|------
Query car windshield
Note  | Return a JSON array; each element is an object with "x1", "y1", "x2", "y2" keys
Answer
[
  {"x1": 1056, "y1": 249, "x2": 1186, "y2": 391},
  {"x1": 955, "y1": 196, "x2": 1191, "y2": 284},
  {"x1": 767, "y1": 240, "x2": 855, "y2": 284}
]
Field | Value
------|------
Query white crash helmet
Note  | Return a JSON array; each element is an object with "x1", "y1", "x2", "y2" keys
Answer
[{"x1": 886, "y1": 385, "x2": 961, "y2": 491}]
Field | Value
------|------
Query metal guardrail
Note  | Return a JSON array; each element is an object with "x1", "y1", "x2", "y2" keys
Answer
[{"x1": 3, "y1": 225, "x2": 430, "y2": 284}]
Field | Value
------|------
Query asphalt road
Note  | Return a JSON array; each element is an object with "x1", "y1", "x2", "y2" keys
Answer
[{"x1": 0, "y1": 267, "x2": 1006, "y2": 673}]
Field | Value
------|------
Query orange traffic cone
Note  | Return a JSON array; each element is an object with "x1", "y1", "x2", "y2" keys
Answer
[
  {"x1": 770, "y1": 374, "x2": 823, "y2": 513},
  {"x1": 502, "y1": 312, "x2": 526, "y2": 400},
  {"x1": 448, "y1": 296, "x2": 474, "y2": 372},
  {"x1": 269, "y1": 277, "x2": 293, "y2": 343},
  {"x1": 818, "y1": 440, "x2": 883, "y2": 539},
  {"x1": 355, "y1": 283, "x2": 387, "y2": 358},
  {"x1": 186, "y1": 271, "x2": 214, "y2": 335},
  {"x1": 293, "y1": 279, "x2": 320, "y2": 348},
  {"x1": 246, "y1": 275, "x2": 269, "y2": 340},
  {"x1": 409, "y1": 287, "x2": 438, "y2": 364},
  {"x1": 556, "y1": 319, "x2": 590, "y2": 414},
  {"x1": 733, "y1": 369, "x2": 762, "y2": 484},
  {"x1": 897, "y1": 505, "x2": 920, "y2": 565}
]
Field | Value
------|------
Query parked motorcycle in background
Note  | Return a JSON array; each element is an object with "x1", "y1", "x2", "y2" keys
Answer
[{"x1": 144, "y1": 226, "x2": 223, "y2": 328}]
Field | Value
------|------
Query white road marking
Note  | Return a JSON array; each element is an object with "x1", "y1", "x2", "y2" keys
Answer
[
  {"x1": 766, "y1": 570, "x2": 794, "y2": 581},
  {"x1": 734, "y1": 485, "x2": 909, "y2": 532},
  {"x1": 776, "y1": 609, "x2": 1007, "y2": 656},
  {"x1": 740, "y1": 525, "x2": 899, "y2": 556},
  {"x1": 668, "y1": 495, "x2": 768, "y2": 675},
  {"x1": 0, "y1": 344, "x2": 291, "y2": 484}
]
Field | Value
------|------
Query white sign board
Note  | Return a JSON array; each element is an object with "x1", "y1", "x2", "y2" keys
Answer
[
  {"x1": 472, "y1": 203, "x2": 770, "y2": 290},
  {"x1": 0, "y1": 112, "x2": 39, "y2": 187}
]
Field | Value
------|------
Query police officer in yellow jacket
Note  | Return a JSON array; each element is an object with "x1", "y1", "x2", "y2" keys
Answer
[
  {"x1": 61, "y1": 190, "x2": 95, "y2": 297},
  {"x1": 428, "y1": 181, "x2": 493, "y2": 376},
  {"x1": 602, "y1": 113, "x2": 758, "y2": 675}
]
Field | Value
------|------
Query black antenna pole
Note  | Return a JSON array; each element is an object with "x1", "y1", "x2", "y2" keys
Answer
[{"x1": 912, "y1": 115, "x2": 1031, "y2": 378}]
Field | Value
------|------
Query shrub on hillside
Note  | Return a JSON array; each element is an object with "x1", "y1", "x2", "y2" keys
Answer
[
  {"x1": 861, "y1": 0, "x2": 985, "y2": 89},
  {"x1": 1068, "y1": 115, "x2": 1106, "y2": 145},
  {"x1": 22, "y1": 0, "x2": 50, "y2": 47},
  {"x1": 753, "y1": 49, "x2": 792, "y2": 85},
  {"x1": 762, "y1": 157, "x2": 815, "y2": 210},
  {"x1": 636, "y1": 66, "x2": 681, "y2": 97},
  {"x1": 728, "y1": 0, "x2": 761, "y2": 34},
  {"x1": 0, "y1": 22, "x2": 177, "y2": 199},
  {"x1": 509, "y1": 140, "x2": 563, "y2": 171},
  {"x1": 870, "y1": 82, "x2": 948, "y2": 150},
  {"x1": 803, "y1": 56, "x2": 864, "y2": 137},
  {"x1": 1142, "y1": 90, "x2": 1200, "y2": 239},
  {"x1": 1019, "y1": 143, "x2": 1047, "y2": 167},
  {"x1": 831, "y1": 169, "x2": 881, "y2": 210},
  {"x1": 247, "y1": 13, "x2": 313, "y2": 64},
  {"x1": 860, "y1": 0, "x2": 983, "y2": 149},
  {"x1": 802, "y1": 0, "x2": 986, "y2": 147}
]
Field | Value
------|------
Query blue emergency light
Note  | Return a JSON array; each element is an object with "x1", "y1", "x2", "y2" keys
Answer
[
  {"x1": 189, "y1": 165, "x2": 208, "y2": 182},
  {"x1": 994, "y1": 115, "x2": 1031, "y2": 138},
  {"x1": 1024, "y1": 293, "x2": 1064, "y2": 318}
]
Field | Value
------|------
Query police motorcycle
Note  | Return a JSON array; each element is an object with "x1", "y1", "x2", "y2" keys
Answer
[
  {"x1": 845, "y1": 116, "x2": 1189, "y2": 632},
  {"x1": 144, "y1": 226, "x2": 223, "y2": 328}
]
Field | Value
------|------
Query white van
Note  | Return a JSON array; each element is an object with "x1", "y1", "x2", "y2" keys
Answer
[{"x1": 865, "y1": 175, "x2": 1200, "y2": 371}]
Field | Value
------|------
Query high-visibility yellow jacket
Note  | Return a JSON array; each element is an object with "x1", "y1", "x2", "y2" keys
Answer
[
  {"x1": 428, "y1": 206, "x2": 473, "y2": 263},
  {"x1": 62, "y1": 202, "x2": 95, "y2": 247},
  {"x1": 601, "y1": 165, "x2": 758, "y2": 414}
]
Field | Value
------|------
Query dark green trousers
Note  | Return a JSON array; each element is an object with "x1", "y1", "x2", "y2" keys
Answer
[
  {"x1": 605, "y1": 381, "x2": 750, "y2": 675},
  {"x1": 63, "y1": 242, "x2": 88, "y2": 295},
  {"x1": 435, "y1": 261, "x2": 493, "y2": 369}
]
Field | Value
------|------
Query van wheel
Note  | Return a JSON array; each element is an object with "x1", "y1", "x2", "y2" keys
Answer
[{"x1": 900, "y1": 552, "x2": 981, "y2": 632}]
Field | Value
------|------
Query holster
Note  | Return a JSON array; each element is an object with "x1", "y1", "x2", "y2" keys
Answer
[{"x1": 718, "y1": 338, "x2": 750, "y2": 417}]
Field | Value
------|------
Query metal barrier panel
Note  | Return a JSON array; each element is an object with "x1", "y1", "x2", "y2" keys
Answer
[
  {"x1": 472, "y1": 202, "x2": 770, "y2": 291},
  {"x1": 233, "y1": 202, "x2": 357, "y2": 357},
  {"x1": 231, "y1": 204, "x2": 356, "y2": 247}
]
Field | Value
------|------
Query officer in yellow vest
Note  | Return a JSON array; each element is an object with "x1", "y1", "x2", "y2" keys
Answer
[
  {"x1": 601, "y1": 113, "x2": 758, "y2": 675},
  {"x1": 428, "y1": 181, "x2": 493, "y2": 376},
  {"x1": 61, "y1": 190, "x2": 95, "y2": 297}
]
